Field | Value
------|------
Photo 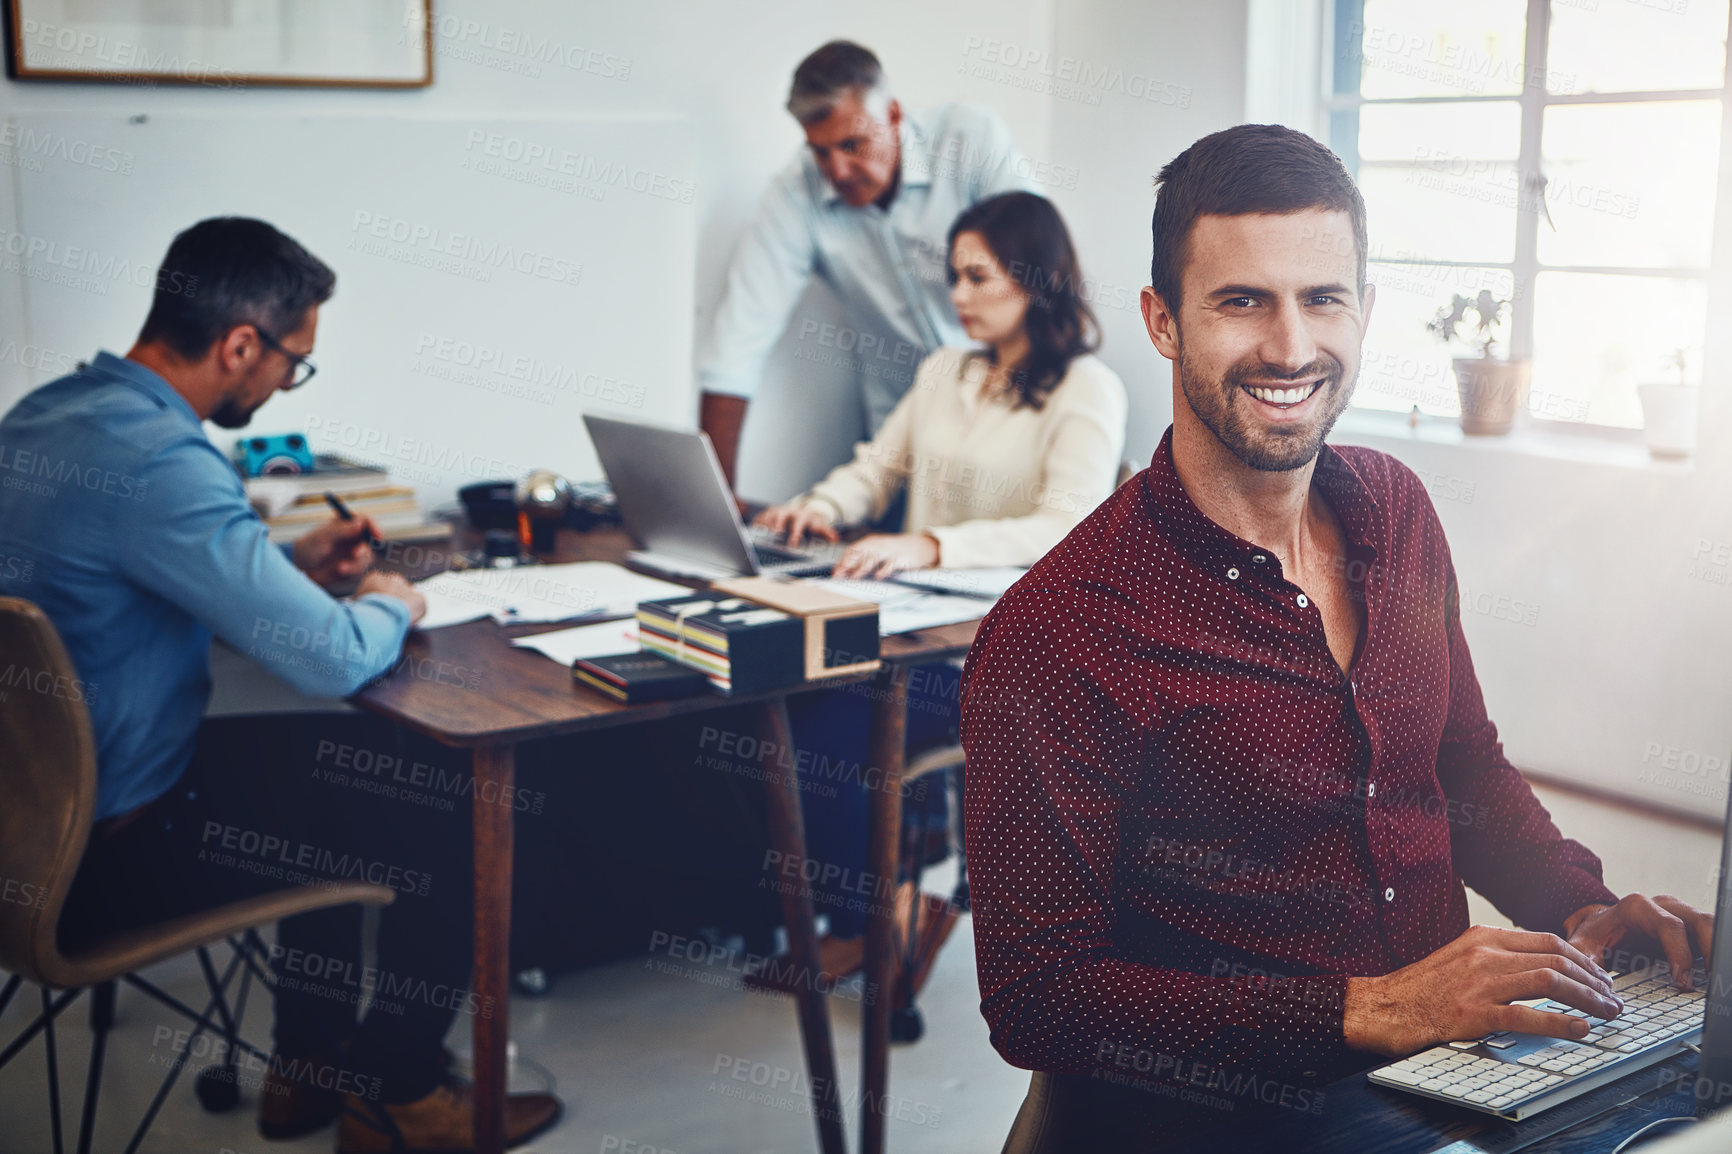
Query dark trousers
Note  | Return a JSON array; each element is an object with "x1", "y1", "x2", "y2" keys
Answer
[
  {"x1": 60, "y1": 713, "x2": 474, "y2": 1103},
  {"x1": 785, "y1": 660, "x2": 961, "y2": 939}
]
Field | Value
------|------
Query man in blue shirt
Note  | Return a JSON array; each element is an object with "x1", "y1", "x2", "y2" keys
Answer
[
  {"x1": 0, "y1": 218, "x2": 559, "y2": 1152},
  {"x1": 698, "y1": 40, "x2": 1038, "y2": 490}
]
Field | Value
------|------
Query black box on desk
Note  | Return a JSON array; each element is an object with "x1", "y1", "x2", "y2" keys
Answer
[
  {"x1": 636, "y1": 594, "x2": 805, "y2": 695},
  {"x1": 572, "y1": 652, "x2": 710, "y2": 704}
]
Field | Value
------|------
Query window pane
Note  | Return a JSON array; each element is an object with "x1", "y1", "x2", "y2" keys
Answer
[
  {"x1": 1538, "y1": 101, "x2": 1721, "y2": 268},
  {"x1": 1358, "y1": 101, "x2": 1522, "y2": 161},
  {"x1": 1355, "y1": 265, "x2": 1520, "y2": 417},
  {"x1": 1531, "y1": 272, "x2": 1708, "y2": 428},
  {"x1": 1359, "y1": 164, "x2": 1519, "y2": 263},
  {"x1": 1548, "y1": 0, "x2": 1728, "y2": 95},
  {"x1": 1353, "y1": 0, "x2": 1528, "y2": 98}
]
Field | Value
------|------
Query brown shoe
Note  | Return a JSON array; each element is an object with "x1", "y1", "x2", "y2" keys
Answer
[
  {"x1": 336, "y1": 1078, "x2": 562, "y2": 1153},
  {"x1": 257, "y1": 1050, "x2": 344, "y2": 1140}
]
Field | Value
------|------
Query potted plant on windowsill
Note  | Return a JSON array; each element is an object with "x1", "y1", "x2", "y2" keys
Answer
[{"x1": 1427, "y1": 291, "x2": 1529, "y2": 435}]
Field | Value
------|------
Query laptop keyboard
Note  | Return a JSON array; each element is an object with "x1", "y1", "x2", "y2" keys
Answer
[
  {"x1": 1368, "y1": 968, "x2": 1705, "y2": 1119},
  {"x1": 747, "y1": 527, "x2": 845, "y2": 568}
]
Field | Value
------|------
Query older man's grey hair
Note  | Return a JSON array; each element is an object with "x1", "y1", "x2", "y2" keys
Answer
[{"x1": 786, "y1": 40, "x2": 893, "y2": 127}]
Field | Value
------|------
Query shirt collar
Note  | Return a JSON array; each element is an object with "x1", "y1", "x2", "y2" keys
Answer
[
  {"x1": 86, "y1": 350, "x2": 203, "y2": 428},
  {"x1": 817, "y1": 107, "x2": 935, "y2": 206},
  {"x1": 1140, "y1": 426, "x2": 1382, "y2": 563}
]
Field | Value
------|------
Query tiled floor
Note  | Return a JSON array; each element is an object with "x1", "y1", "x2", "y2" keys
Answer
[{"x1": 0, "y1": 783, "x2": 1719, "y2": 1154}]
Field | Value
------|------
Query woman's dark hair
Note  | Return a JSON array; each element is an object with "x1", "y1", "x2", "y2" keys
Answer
[
  {"x1": 946, "y1": 192, "x2": 1098, "y2": 411},
  {"x1": 137, "y1": 217, "x2": 335, "y2": 359}
]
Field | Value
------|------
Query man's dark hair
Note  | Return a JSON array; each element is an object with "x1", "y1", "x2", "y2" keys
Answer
[
  {"x1": 787, "y1": 40, "x2": 887, "y2": 126},
  {"x1": 1149, "y1": 124, "x2": 1367, "y2": 314},
  {"x1": 947, "y1": 191, "x2": 1099, "y2": 412},
  {"x1": 137, "y1": 217, "x2": 335, "y2": 359}
]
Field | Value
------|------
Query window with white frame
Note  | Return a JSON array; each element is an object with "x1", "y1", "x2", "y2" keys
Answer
[{"x1": 1327, "y1": 0, "x2": 1727, "y2": 429}]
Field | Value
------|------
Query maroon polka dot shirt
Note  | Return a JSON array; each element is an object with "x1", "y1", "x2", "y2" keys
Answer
[{"x1": 961, "y1": 427, "x2": 1617, "y2": 1084}]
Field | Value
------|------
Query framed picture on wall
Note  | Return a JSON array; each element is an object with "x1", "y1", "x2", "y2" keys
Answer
[{"x1": 3, "y1": 0, "x2": 433, "y2": 89}]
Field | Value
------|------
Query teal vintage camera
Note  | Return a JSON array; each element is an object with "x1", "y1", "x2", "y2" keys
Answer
[{"x1": 232, "y1": 433, "x2": 316, "y2": 477}]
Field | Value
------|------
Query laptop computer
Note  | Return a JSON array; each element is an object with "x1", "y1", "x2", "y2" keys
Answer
[
  {"x1": 582, "y1": 414, "x2": 842, "y2": 582},
  {"x1": 1368, "y1": 781, "x2": 1732, "y2": 1122}
]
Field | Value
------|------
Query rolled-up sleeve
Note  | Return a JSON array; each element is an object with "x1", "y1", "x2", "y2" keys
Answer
[
  {"x1": 121, "y1": 436, "x2": 410, "y2": 697},
  {"x1": 697, "y1": 169, "x2": 818, "y2": 401}
]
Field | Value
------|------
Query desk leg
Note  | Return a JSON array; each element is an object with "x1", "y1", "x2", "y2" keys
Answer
[
  {"x1": 861, "y1": 665, "x2": 908, "y2": 1154},
  {"x1": 756, "y1": 699, "x2": 847, "y2": 1154},
  {"x1": 471, "y1": 743, "x2": 515, "y2": 1154}
]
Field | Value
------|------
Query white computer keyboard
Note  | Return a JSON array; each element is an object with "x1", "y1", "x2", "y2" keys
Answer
[{"x1": 1368, "y1": 966, "x2": 1705, "y2": 1120}]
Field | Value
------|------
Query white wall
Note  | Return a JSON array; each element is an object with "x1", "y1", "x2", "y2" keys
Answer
[
  {"x1": 0, "y1": 0, "x2": 1057, "y2": 502},
  {"x1": 1043, "y1": 0, "x2": 1252, "y2": 468},
  {"x1": 5, "y1": 111, "x2": 698, "y2": 495}
]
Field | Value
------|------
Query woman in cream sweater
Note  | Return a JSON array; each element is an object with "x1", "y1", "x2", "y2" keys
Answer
[
  {"x1": 756, "y1": 191, "x2": 1127, "y2": 576},
  {"x1": 745, "y1": 193, "x2": 1127, "y2": 975}
]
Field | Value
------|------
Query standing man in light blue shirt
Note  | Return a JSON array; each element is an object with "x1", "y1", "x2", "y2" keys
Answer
[
  {"x1": 698, "y1": 40, "x2": 1039, "y2": 491},
  {"x1": 0, "y1": 218, "x2": 561, "y2": 1152}
]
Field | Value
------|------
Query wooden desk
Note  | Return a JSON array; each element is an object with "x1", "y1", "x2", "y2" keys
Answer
[
  {"x1": 359, "y1": 528, "x2": 982, "y2": 1154},
  {"x1": 861, "y1": 624, "x2": 978, "y2": 1154}
]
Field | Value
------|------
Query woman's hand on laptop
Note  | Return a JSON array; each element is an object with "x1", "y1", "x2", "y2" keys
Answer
[
  {"x1": 1343, "y1": 924, "x2": 1622, "y2": 1056},
  {"x1": 754, "y1": 502, "x2": 840, "y2": 548}
]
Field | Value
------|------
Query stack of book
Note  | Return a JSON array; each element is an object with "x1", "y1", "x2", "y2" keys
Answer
[
  {"x1": 636, "y1": 594, "x2": 805, "y2": 695},
  {"x1": 242, "y1": 455, "x2": 446, "y2": 545}
]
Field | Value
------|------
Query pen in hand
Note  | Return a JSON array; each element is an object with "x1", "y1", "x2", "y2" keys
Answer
[{"x1": 323, "y1": 491, "x2": 385, "y2": 553}]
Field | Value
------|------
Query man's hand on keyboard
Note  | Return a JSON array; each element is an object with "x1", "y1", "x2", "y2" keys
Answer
[
  {"x1": 1563, "y1": 893, "x2": 1715, "y2": 992},
  {"x1": 1343, "y1": 925, "x2": 1622, "y2": 1057}
]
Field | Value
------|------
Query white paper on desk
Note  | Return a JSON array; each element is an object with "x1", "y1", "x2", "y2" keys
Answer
[
  {"x1": 809, "y1": 578, "x2": 988, "y2": 636},
  {"x1": 889, "y1": 566, "x2": 1027, "y2": 600},
  {"x1": 414, "y1": 563, "x2": 687, "y2": 626},
  {"x1": 809, "y1": 576, "x2": 928, "y2": 606},
  {"x1": 873, "y1": 593, "x2": 990, "y2": 636},
  {"x1": 411, "y1": 584, "x2": 493, "y2": 631},
  {"x1": 511, "y1": 620, "x2": 640, "y2": 665}
]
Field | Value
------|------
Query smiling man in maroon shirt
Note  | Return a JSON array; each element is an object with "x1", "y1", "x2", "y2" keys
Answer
[{"x1": 960, "y1": 124, "x2": 1715, "y2": 1144}]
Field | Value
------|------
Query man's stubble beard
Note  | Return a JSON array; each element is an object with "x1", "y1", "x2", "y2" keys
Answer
[{"x1": 1176, "y1": 336, "x2": 1356, "y2": 473}]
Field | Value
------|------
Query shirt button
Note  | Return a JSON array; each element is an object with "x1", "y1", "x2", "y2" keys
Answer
[
  {"x1": 1296, "y1": 593, "x2": 1310, "y2": 608},
  {"x1": 1384, "y1": 887, "x2": 1396, "y2": 902},
  {"x1": 1227, "y1": 567, "x2": 1240, "y2": 580},
  {"x1": 1367, "y1": 782, "x2": 1377, "y2": 798},
  {"x1": 1252, "y1": 554, "x2": 1268, "y2": 564}
]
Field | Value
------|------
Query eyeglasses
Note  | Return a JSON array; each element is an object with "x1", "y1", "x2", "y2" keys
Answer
[{"x1": 252, "y1": 324, "x2": 318, "y2": 389}]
